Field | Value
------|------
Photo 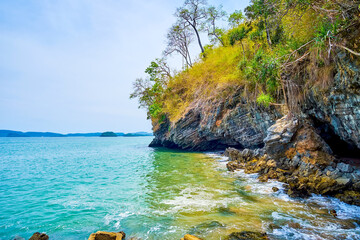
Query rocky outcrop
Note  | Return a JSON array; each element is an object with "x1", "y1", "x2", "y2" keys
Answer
[
  {"x1": 225, "y1": 231, "x2": 268, "y2": 240},
  {"x1": 28, "y1": 233, "x2": 49, "y2": 240},
  {"x1": 88, "y1": 231, "x2": 125, "y2": 240},
  {"x1": 181, "y1": 234, "x2": 203, "y2": 240},
  {"x1": 150, "y1": 52, "x2": 360, "y2": 204},
  {"x1": 150, "y1": 92, "x2": 282, "y2": 151},
  {"x1": 225, "y1": 116, "x2": 360, "y2": 205},
  {"x1": 150, "y1": 52, "x2": 360, "y2": 155},
  {"x1": 303, "y1": 52, "x2": 360, "y2": 152}
]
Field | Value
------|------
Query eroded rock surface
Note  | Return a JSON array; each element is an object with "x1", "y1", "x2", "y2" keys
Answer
[
  {"x1": 225, "y1": 116, "x2": 360, "y2": 205},
  {"x1": 88, "y1": 231, "x2": 125, "y2": 240},
  {"x1": 28, "y1": 233, "x2": 49, "y2": 240},
  {"x1": 150, "y1": 93, "x2": 281, "y2": 151}
]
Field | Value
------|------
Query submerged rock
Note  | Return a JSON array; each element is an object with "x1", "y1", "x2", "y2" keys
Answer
[
  {"x1": 225, "y1": 231, "x2": 268, "y2": 240},
  {"x1": 330, "y1": 209, "x2": 337, "y2": 217},
  {"x1": 88, "y1": 231, "x2": 125, "y2": 240},
  {"x1": 28, "y1": 233, "x2": 49, "y2": 240},
  {"x1": 189, "y1": 220, "x2": 225, "y2": 235}
]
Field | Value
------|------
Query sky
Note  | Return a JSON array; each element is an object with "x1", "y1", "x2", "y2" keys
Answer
[{"x1": 0, "y1": 0, "x2": 249, "y2": 133}]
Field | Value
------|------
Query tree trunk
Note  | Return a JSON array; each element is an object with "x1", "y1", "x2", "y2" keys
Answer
[
  {"x1": 241, "y1": 41, "x2": 245, "y2": 60},
  {"x1": 192, "y1": 25, "x2": 205, "y2": 53},
  {"x1": 265, "y1": 17, "x2": 272, "y2": 48}
]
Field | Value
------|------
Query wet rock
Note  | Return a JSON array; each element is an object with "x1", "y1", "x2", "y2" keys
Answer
[
  {"x1": 13, "y1": 236, "x2": 25, "y2": 240},
  {"x1": 189, "y1": 221, "x2": 225, "y2": 235},
  {"x1": 336, "y1": 163, "x2": 353, "y2": 173},
  {"x1": 335, "y1": 177, "x2": 351, "y2": 186},
  {"x1": 181, "y1": 234, "x2": 203, "y2": 240},
  {"x1": 29, "y1": 233, "x2": 49, "y2": 240},
  {"x1": 267, "y1": 223, "x2": 281, "y2": 231},
  {"x1": 287, "y1": 221, "x2": 302, "y2": 229},
  {"x1": 272, "y1": 187, "x2": 279, "y2": 192},
  {"x1": 225, "y1": 231, "x2": 268, "y2": 240},
  {"x1": 88, "y1": 231, "x2": 125, "y2": 240},
  {"x1": 352, "y1": 182, "x2": 360, "y2": 191},
  {"x1": 335, "y1": 191, "x2": 360, "y2": 206},
  {"x1": 338, "y1": 220, "x2": 357, "y2": 229},
  {"x1": 227, "y1": 161, "x2": 242, "y2": 172},
  {"x1": 330, "y1": 209, "x2": 337, "y2": 217}
]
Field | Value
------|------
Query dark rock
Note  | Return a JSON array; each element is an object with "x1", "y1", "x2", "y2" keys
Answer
[
  {"x1": 88, "y1": 231, "x2": 125, "y2": 240},
  {"x1": 330, "y1": 209, "x2": 337, "y2": 217},
  {"x1": 225, "y1": 231, "x2": 268, "y2": 240},
  {"x1": 150, "y1": 91, "x2": 281, "y2": 151},
  {"x1": 272, "y1": 187, "x2": 279, "y2": 192},
  {"x1": 287, "y1": 221, "x2": 302, "y2": 229},
  {"x1": 189, "y1": 221, "x2": 225, "y2": 235},
  {"x1": 13, "y1": 236, "x2": 25, "y2": 240},
  {"x1": 268, "y1": 223, "x2": 281, "y2": 231},
  {"x1": 336, "y1": 163, "x2": 353, "y2": 173},
  {"x1": 28, "y1": 233, "x2": 49, "y2": 240},
  {"x1": 227, "y1": 161, "x2": 242, "y2": 172},
  {"x1": 335, "y1": 191, "x2": 360, "y2": 206}
]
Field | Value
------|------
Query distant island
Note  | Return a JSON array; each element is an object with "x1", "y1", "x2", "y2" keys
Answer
[
  {"x1": 100, "y1": 132, "x2": 117, "y2": 137},
  {"x1": 0, "y1": 130, "x2": 153, "y2": 137}
]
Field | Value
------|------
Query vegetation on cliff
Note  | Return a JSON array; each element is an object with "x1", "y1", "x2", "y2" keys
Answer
[{"x1": 131, "y1": 0, "x2": 360, "y2": 128}]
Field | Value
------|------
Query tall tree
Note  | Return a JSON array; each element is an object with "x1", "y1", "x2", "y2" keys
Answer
[
  {"x1": 164, "y1": 23, "x2": 194, "y2": 68},
  {"x1": 176, "y1": 0, "x2": 207, "y2": 53},
  {"x1": 228, "y1": 10, "x2": 244, "y2": 27},
  {"x1": 245, "y1": 0, "x2": 277, "y2": 47},
  {"x1": 203, "y1": 5, "x2": 227, "y2": 46}
]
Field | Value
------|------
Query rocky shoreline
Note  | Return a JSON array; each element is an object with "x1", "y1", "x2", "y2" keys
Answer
[
  {"x1": 225, "y1": 115, "x2": 360, "y2": 206},
  {"x1": 150, "y1": 51, "x2": 360, "y2": 207},
  {"x1": 26, "y1": 231, "x2": 269, "y2": 240}
]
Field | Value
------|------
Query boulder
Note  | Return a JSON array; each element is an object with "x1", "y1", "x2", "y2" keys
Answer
[
  {"x1": 29, "y1": 233, "x2": 49, "y2": 240},
  {"x1": 225, "y1": 231, "x2": 268, "y2": 240},
  {"x1": 336, "y1": 163, "x2": 353, "y2": 173},
  {"x1": 181, "y1": 234, "x2": 203, "y2": 240},
  {"x1": 88, "y1": 231, "x2": 125, "y2": 240}
]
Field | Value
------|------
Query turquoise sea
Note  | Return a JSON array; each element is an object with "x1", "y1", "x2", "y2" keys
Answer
[{"x1": 1, "y1": 137, "x2": 360, "y2": 240}]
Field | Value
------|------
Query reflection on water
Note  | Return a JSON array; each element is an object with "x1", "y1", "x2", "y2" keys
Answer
[{"x1": 0, "y1": 138, "x2": 359, "y2": 239}]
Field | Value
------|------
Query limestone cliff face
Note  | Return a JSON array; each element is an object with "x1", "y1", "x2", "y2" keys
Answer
[
  {"x1": 303, "y1": 52, "x2": 360, "y2": 152},
  {"x1": 150, "y1": 92, "x2": 282, "y2": 150},
  {"x1": 150, "y1": 52, "x2": 360, "y2": 154}
]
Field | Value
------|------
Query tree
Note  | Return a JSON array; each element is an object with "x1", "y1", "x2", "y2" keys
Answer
[
  {"x1": 164, "y1": 23, "x2": 194, "y2": 68},
  {"x1": 130, "y1": 59, "x2": 170, "y2": 118},
  {"x1": 228, "y1": 10, "x2": 244, "y2": 27},
  {"x1": 176, "y1": 0, "x2": 208, "y2": 53},
  {"x1": 203, "y1": 5, "x2": 227, "y2": 46},
  {"x1": 245, "y1": 0, "x2": 277, "y2": 47},
  {"x1": 229, "y1": 26, "x2": 248, "y2": 60}
]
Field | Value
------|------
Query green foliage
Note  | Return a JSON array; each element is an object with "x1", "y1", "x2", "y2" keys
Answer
[
  {"x1": 314, "y1": 20, "x2": 339, "y2": 47},
  {"x1": 244, "y1": 49, "x2": 280, "y2": 94},
  {"x1": 256, "y1": 93, "x2": 274, "y2": 107},
  {"x1": 130, "y1": 59, "x2": 169, "y2": 119},
  {"x1": 228, "y1": 10, "x2": 244, "y2": 27},
  {"x1": 149, "y1": 103, "x2": 163, "y2": 118},
  {"x1": 132, "y1": 0, "x2": 360, "y2": 124},
  {"x1": 229, "y1": 26, "x2": 248, "y2": 46}
]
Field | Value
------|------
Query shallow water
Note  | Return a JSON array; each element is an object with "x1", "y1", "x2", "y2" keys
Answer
[{"x1": 0, "y1": 137, "x2": 359, "y2": 240}]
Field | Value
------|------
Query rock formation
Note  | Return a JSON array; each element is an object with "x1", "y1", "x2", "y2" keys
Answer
[
  {"x1": 88, "y1": 231, "x2": 125, "y2": 240},
  {"x1": 150, "y1": 52, "x2": 360, "y2": 205}
]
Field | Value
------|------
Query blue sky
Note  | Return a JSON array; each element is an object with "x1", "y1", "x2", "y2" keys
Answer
[{"x1": 0, "y1": 0, "x2": 249, "y2": 133}]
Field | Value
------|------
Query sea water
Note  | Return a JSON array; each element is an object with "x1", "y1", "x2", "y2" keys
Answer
[{"x1": 0, "y1": 137, "x2": 359, "y2": 240}]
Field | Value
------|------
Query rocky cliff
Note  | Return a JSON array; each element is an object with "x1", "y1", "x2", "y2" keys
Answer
[
  {"x1": 150, "y1": 52, "x2": 360, "y2": 153},
  {"x1": 150, "y1": 51, "x2": 360, "y2": 204}
]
